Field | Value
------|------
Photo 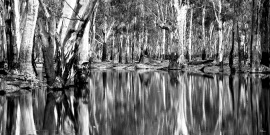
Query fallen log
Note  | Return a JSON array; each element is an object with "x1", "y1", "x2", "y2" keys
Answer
[{"x1": 188, "y1": 59, "x2": 214, "y2": 65}]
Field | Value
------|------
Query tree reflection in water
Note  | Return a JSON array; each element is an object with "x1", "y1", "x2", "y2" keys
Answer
[{"x1": 0, "y1": 71, "x2": 269, "y2": 135}]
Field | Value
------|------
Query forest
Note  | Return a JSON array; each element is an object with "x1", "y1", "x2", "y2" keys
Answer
[
  {"x1": 1, "y1": 0, "x2": 270, "y2": 135},
  {"x1": 0, "y1": 0, "x2": 270, "y2": 80}
]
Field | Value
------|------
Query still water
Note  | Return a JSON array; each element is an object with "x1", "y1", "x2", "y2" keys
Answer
[{"x1": 0, "y1": 70, "x2": 269, "y2": 135}]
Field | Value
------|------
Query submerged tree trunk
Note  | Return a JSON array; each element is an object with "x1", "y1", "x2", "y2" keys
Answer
[{"x1": 19, "y1": 0, "x2": 39, "y2": 76}]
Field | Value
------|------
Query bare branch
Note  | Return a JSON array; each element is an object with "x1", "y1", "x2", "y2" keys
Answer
[{"x1": 38, "y1": 0, "x2": 50, "y2": 18}]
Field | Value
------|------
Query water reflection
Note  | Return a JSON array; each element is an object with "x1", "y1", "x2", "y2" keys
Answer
[{"x1": 0, "y1": 71, "x2": 269, "y2": 135}]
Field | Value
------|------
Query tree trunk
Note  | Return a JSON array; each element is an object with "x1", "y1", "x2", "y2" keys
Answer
[
  {"x1": 260, "y1": 0, "x2": 269, "y2": 66},
  {"x1": 12, "y1": 0, "x2": 21, "y2": 63},
  {"x1": 38, "y1": 17, "x2": 56, "y2": 86},
  {"x1": 202, "y1": 6, "x2": 206, "y2": 60},
  {"x1": 237, "y1": 23, "x2": 242, "y2": 71},
  {"x1": 209, "y1": 23, "x2": 214, "y2": 57},
  {"x1": 229, "y1": 17, "x2": 235, "y2": 69},
  {"x1": 4, "y1": 0, "x2": 15, "y2": 69},
  {"x1": 211, "y1": 0, "x2": 223, "y2": 68},
  {"x1": 119, "y1": 35, "x2": 123, "y2": 63},
  {"x1": 173, "y1": 0, "x2": 188, "y2": 59},
  {"x1": 229, "y1": 1, "x2": 235, "y2": 69},
  {"x1": 132, "y1": 32, "x2": 136, "y2": 63},
  {"x1": 188, "y1": 8, "x2": 193, "y2": 61},
  {"x1": 250, "y1": 0, "x2": 255, "y2": 68},
  {"x1": 0, "y1": 14, "x2": 4, "y2": 61},
  {"x1": 111, "y1": 35, "x2": 114, "y2": 61},
  {"x1": 102, "y1": 42, "x2": 107, "y2": 62},
  {"x1": 162, "y1": 29, "x2": 166, "y2": 60},
  {"x1": 91, "y1": 3, "x2": 99, "y2": 59},
  {"x1": 126, "y1": 33, "x2": 130, "y2": 64},
  {"x1": 19, "y1": 0, "x2": 39, "y2": 76},
  {"x1": 217, "y1": 18, "x2": 223, "y2": 68},
  {"x1": 78, "y1": 20, "x2": 91, "y2": 65}
]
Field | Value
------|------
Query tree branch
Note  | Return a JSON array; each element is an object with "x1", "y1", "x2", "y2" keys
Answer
[{"x1": 38, "y1": 0, "x2": 50, "y2": 18}]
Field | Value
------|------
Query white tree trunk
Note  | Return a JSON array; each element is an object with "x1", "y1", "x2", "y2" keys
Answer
[
  {"x1": 13, "y1": 0, "x2": 21, "y2": 59},
  {"x1": 218, "y1": 21, "x2": 223, "y2": 63},
  {"x1": 202, "y1": 6, "x2": 206, "y2": 52},
  {"x1": 19, "y1": 0, "x2": 39, "y2": 75},
  {"x1": 174, "y1": 1, "x2": 188, "y2": 56},
  {"x1": 57, "y1": 0, "x2": 77, "y2": 44},
  {"x1": 162, "y1": 29, "x2": 166, "y2": 57},
  {"x1": 78, "y1": 20, "x2": 91, "y2": 65},
  {"x1": 188, "y1": 8, "x2": 193, "y2": 60},
  {"x1": 212, "y1": 0, "x2": 223, "y2": 63},
  {"x1": 209, "y1": 22, "x2": 214, "y2": 56}
]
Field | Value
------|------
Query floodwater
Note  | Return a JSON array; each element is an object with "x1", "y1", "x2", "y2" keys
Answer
[{"x1": 0, "y1": 70, "x2": 269, "y2": 135}]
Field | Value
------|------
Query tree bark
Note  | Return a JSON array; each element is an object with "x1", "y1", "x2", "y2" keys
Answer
[
  {"x1": 202, "y1": 6, "x2": 206, "y2": 60},
  {"x1": 12, "y1": 0, "x2": 21, "y2": 63},
  {"x1": 250, "y1": 0, "x2": 255, "y2": 68},
  {"x1": 260, "y1": 0, "x2": 269, "y2": 66},
  {"x1": 173, "y1": 0, "x2": 188, "y2": 59},
  {"x1": 188, "y1": 8, "x2": 193, "y2": 61},
  {"x1": 38, "y1": 18, "x2": 56, "y2": 86},
  {"x1": 237, "y1": 23, "x2": 242, "y2": 71},
  {"x1": 229, "y1": 1, "x2": 235, "y2": 69},
  {"x1": 212, "y1": 0, "x2": 223, "y2": 68},
  {"x1": 19, "y1": 0, "x2": 39, "y2": 76},
  {"x1": 78, "y1": 20, "x2": 91, "y2": 65}
]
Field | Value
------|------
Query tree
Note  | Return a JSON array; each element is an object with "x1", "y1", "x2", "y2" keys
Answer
[
  {"x1": 260, "y1": 0, "x2": 269, "y2": 66},
  {"x1": 211, "y1": 0, "x2": 224, "y2": 68},
  {"x1": 249, "y1": 0, "x2": 255, "y2": 68},
  {"x1": 174, "y1": 0, "x2": 188, "y2": 63},
  {"x1": 19, "y1": 0, "x2": 39, "y2": 76}
]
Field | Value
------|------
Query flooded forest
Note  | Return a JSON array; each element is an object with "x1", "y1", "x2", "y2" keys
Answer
[{"x1": 0, "y1": 0, "x2": 270, "y2": 134}]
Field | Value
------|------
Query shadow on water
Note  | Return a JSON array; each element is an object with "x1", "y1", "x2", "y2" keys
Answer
[{"x1": 0, "y1": 70, "x2": 270, "y2": 135}]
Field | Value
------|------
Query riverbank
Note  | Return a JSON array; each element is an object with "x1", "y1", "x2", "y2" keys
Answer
[{"x1": 88, "y1": 59, "x2": 270, "y2": 75}]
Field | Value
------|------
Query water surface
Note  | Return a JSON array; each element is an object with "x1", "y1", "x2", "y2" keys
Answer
[{"x1": 0, "y1": 70, "x2": 269, "y2": 135}]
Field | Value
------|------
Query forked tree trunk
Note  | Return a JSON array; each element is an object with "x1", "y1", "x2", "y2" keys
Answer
[{"x1": 19, "y1": 0, "x2": 39, "y2": 76}]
